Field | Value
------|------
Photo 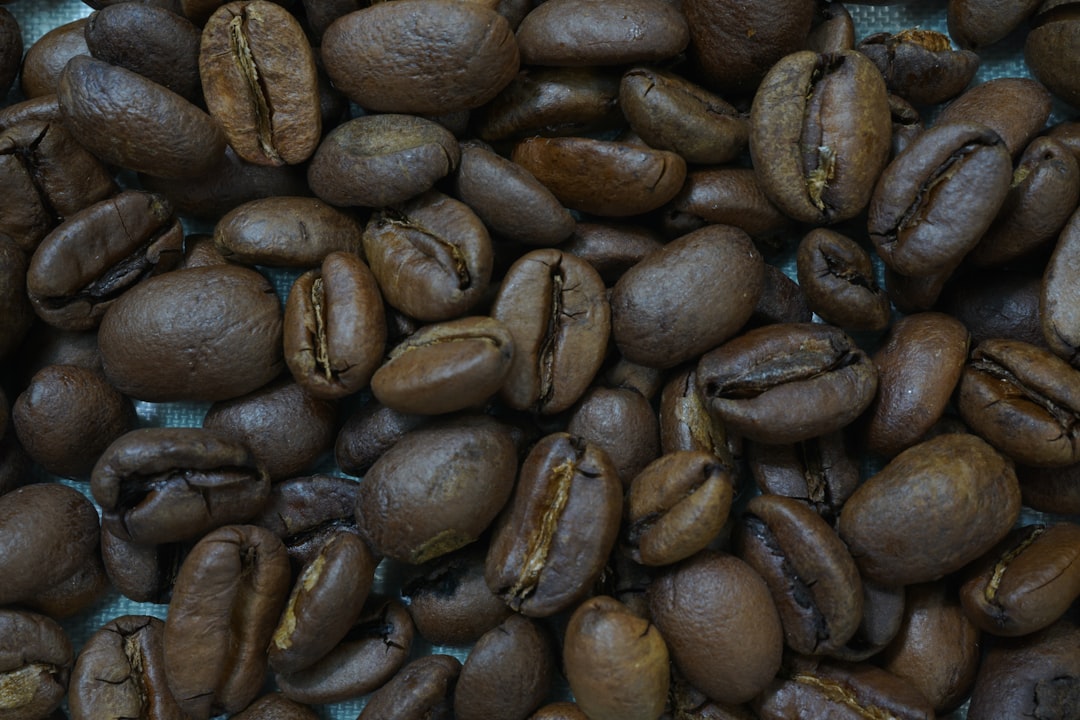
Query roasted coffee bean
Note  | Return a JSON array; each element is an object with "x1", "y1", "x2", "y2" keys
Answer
[
  {"x1": 1019, "y1": 462, "x2": 1080, "y2": 516},
  {"x1": 948, "y1": 0, "x2": 1040, "y2": 50},
  {"x1": 564, "y1": 596, "x2": 669, "y2": 720},
  {"x1": 750, "y1": 49, "x2": 891, "y2": 225},
  {"x1": 69, "y1": 615, "x2": 184, "y2": 720},
  {"x1": 334, "y1": 402, "x2": 427, "y2": 477},
  {"x1": 967, "y1": 617, "x2": 1080, "y2": 720},
  {"x1": 858, "y1": 29, "x2": 979, "y2": 106},
  {"x1": 530, "y1": 703, "x2": 589, "y2": 720},
  {"x1": 91, "y1": 427, "x2": 271, "y2": 545},
  {"x1": 828, "y1": 580, "x2": 906, "y2": 662},
  {"x1": 200, "y1": 1, "x2": 320, "y2": 166},
  {"x1": 620, "y1": 67, "x2": 747, "y2": 165},
  {"x1": 658, "y1": 367, "x2": 736, "y2": 465},
  {"x1": 307, "y1": 114, "x2": 459, "y2": 209},
  {"x1": 737, "y1": 494, "x2": 863, "y2": 655},
  {"x1": 356, "y1": 654, "x2": 461, "y2": 720},
  {"x1": 838, "y1": 433, "x2": 1021, "y2": 586},
  {"x1": 935, "y1": 77, "x2": 1052, "y2": 158},
  {"x1": 492, "y1": 249, "x2": 610, "y2": 414},
  {"x1": 84, "y1": 2, "x2": 202, "y2": 103},
  {"x1": 664, "y1": 167, "x2": 794, "y2": 241},
  {"x1": 805, "y1": 0, "x2": 853, "y2": 54},
  {"x1": 371, "y1": 316, "x2": 515, "y2": 415},
  {"x1": 100, "y1": 528, "x2": 188, "y2": 604},
  {"x1": 486, "y1": 432, "x2": 622, "y2": 617},
  {"x1": 697, "y1": 322, "x2": 878, "y2": 445},
  {"x1": 0, "y1": 610, "x2": 73, "y2": 720},
  {"x1": 0, "y1": 120, "x2": 117, "y2": 253},
  {"x1": 363, "y1": 190, "x2": 492, "y2": 322},
  {"x1": 959, "y1": 522, "x2": 1080, "y2": 637},
  {"x1": 21, "y1": 18, "x2": 89, "y2": 98},
  {"x1": 26, "y1": 190, "x2": 184, "y2": 330},
  {"x1": 0, "y1": 95, "x2": 62, "y2": 134},
  {"x1": 968, "y1": 136, "x2": 1080, "y2": 267},
  {"x1": 251, "y1": 474, "x2": 360, "y2": 565},
  {"x1": 13, "y1": 364, "x2": 135, "y2": 478},
  {"x1": 650, "y1": 551, "x2": 784, "y2": 706},
  {"x1": 0, "y1": 483, "x2": 100, "y2": 607},
  {"x1": 401, "y1": 544, "x2": 513, "y2": 646},
  {"x1": 941, "y1": 268, "x2": 1044, "y2": 347},
  {"x1": 475, "y1": 67, "x2": 622, "y2": 141},
  {"x1": 566, "y1": 386, "x2": 660, "y2": 488},
  {"x1": 612, "y1": 224, "x2": 763, "y2": 369},
  {"x1": 0, "y1": 236, "x2": 31, "y2": 360},
  {"x1": 268, "y1": 531, "x2": 376, "y2": 675},
  {"x1": 863, "y1": 312, "x2": 969, "y2": 458},
  {"x1": 275, "y1": 597, "x2": 414, "y2": 705},
  {"x1": 958, "y1": 338, "x2": 1080, "y2": 467},
  {"x1": 231, "y1": 693, "x2": 319, "y2": 720},
  {"x1": 754, "y1": 658, "x2": 935, "y2": 720},
  {"x1": 515, "y1": 0, "x2": 687, "y2": 66},
  {"x1": 627, "y1": 451, "x2": 734, "y2": 567},
  {"x1": 745, "y1": 431, "x2": 858, "y2": 521},
  {"x1": 869, "y1": 121, "x2": 1012, "y2": 277},
  {"x1": 559, "y1": 223, "x2": 663, "y2": 285},
  {"x1": 322, "y1": 0, "x2": 519, "y2": 114},
  {"x1": 1026, "y1": 6, "x2": 1080, "y2": 110},
  {"x1": 99, "y1": 264, "x2": 282, "y2": 402},
  {"x1": 0, "y1": 7, "x2": 20, "y2": 98},
  {"x1": 357, "y1": 416, "x2": 517, "y2": 564},
  {"x1": 59, "y1": 56, "x2": 226, "y2": 178},
  {"x1": 202, "y1": 379, "x2": 336, "y2": 482},
  {"x1": 164, "y1": 525, "x2": 291, "y2": 720},
  {"x1": 454, "y1": 614, "x2": 554, "y2": 720},
  {"x1": 795, "y1": 228, "x2": 890, "y2": 331},
  {"x1": 283, "y1": 250, "x2": 386, "y2": 400},
  {"x1": 888, "y1": 93, "x2": 924, "y2": 158},
  {"x1": 1041, "y1": 205, "x2": 1080, "y2": 365},
  {"x1": 213, "y1": 197, "x2": 361, "y2": 268}
]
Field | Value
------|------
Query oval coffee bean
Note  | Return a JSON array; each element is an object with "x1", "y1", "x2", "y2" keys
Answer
[
  {"x1": 795, "y1": 228, "x2": 890, "y2": 331},
  {"x1": 838, "y1": 433, "x2": 1021, "y2": 586},
  {"x1": 566, "y1": 386, "x2": 660, "y2": 487},
  {"x1": 1026, "y1": 5, "x2": 1080, "y2": 110},
  {"x1": 857, "y1": 29, "x2": 979, "y2": 106},
  {"x1": 0, "y1": 610, "x2": 73, "y2": 720},
  {"x1": 697, "y1": 322, "x2": 878, "y2": 445},
  {"x1": 936, "y1": 77, "x2": 1052, "y2": 157},
  {"x1": 356, "y1": 654, "x2": 461, "y2": 720},
  {"x1": 21, "y1": 18, "x2": 89, "y2": 98},
  {"x1": 1041, "y1": 206, "x2": 1080, "y2": 365},
  {"x1": 200, "y1": 0, "x2": 320, "y2": 166},
  {"x1": 948, "y1": 0, "x2": 1040, "y2": 50},
  {"x1": 486, "y1": 432, "x2": 622, "y2": 617},
  {"x1": 213, "y1": 196, "x2": 361, "y2": 267},
  {"x1": 454, "y1": 614, "x2": 554, "y2": 720},
  {"x1": 745, "y1": 432, "x2": 859, "y2": 521}
]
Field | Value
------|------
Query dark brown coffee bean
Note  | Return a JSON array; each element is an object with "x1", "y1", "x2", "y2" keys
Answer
[
  {"x1": 663, "y1": 168, "x2": 794, "y2": 241},
  {"x1": 275, "y1": 597, "x2": 414, "y2": 705},
  {"x1": 213, "y1": 197, "x2": 361, "y2": 268},
  {"x1": 754, "y1": 658, "x2": 935, "y2": 720},
  {"x1": 650, "y1": 551, "x2": 784, "y2": 705},
  {"x1": 334, "y1": 402, "x2": 427, "y2": 477},
  {"x1": 0, "y1": 483, "x2": 100, "y2": 607},
  {"x1": 795, "y1": 228, "x2": 890, "y2": 331},
  {"x1": 612, "y1": 224, "x2": 763, "y2": 369},
  {"x1": 59, "y1": 56, "x2": 226, "y2": 178},
  {"x1": 356, "y1": 654, "x2": 461, "y2": 720},
  {"x1": 958, "y1": 338, "x2": 1080, "y2": 467},
  {"x1": 475, "y1": 67, "x2": 622, "y2": 142},
  {"x1": 401, "y1": 544, "x2": 513, "y2": 646},
  {"x1": 0, "y1": 95, "x2": 62, "y2": 134},
  {"x1": 322, "y1": 0, "x2": 519, "y2": 114},
  {"x1": 948, "y1": 0, "x2": 1040, "y2": 50},
  {"x1": 698, "y1": 322, "x2": 877, "y2": 444},
  {"x1": 0, "y1": 236, "x2": 31, "y2": 361},
  {"x1": 805, "y1": 0, "x2": 853, "y2": 54},
  {"x1": 371, "y1": 316, "x2": 515, "y2": 415},
  {"x1": 164, "y1": 525, "x2": 291, "y2": 720},
  {"x1": 283, "y1": 250, "x2": 386, "y2": 400},
  {"x1": 1041, "y1": 204, "x2": 1080, "y2": 365},
  {"x1": 0, "y1": 610, "x2": 73, "y2": 720},
  {"x1": 251, "y1": 474, "x2": 360, "y2": 564},
  {"x1": 26, "y1": 190, "x2": 184, "y2": 330},
  {"x1": 940, "y1": 269, "x2": 1043, "y2": 347},
  {"x1": 888, "y1": 93, "x2": 924, "y2": 159},
  {"x1": 566, "y1": 386, "x2": 660, "y2": 488},
  {"x1": 0, "y1": 119, "x2": 117, "y2": 253},
  {"x1": 1019, "y1": 461, "x2": 1080, "y2": 516},
  {"x1": 747, "y1": 432, "x2": 857, "y2": 523},
  {"x1": 512, "y1": 136, "x2": 686, "y2": 217},
  {"x1": 100, "y1": 528, "x2": 188, "y2": 604},
  {"x1": 84, "y1": 3, "x2": 202, "y2": 103},
  {"x1": 454, "y1": 614, "x2": 554, "y2": 720},
  {"x1": 13, "y1": 364, "x2": 135, "y2": 478},
  {"x1": 869, "y1": 121, "x2": 1012, "y2": 277},
  {"x1": 750, "y1": 49, "x2": 891, "y2": 224},
  {"x1": 858, "y1": 29, "x2": 979, "y2": 106},
  {"x1": 827, "y1": 579, "x2": 906, "y2": 662},
  {"x1": 307, "y1": 113, "x2": 459, "y2": 209},
  {"x1": 838, "y1": 433, "x2": 1021, "y2": 586},
  {"x1": 21, "y1": 18, "x2": 90, "y2": 98},
  {"x1": 559, "y1": 223, "x2": 663, "y2": 285},
  {"x1": 69, "y1": 615, "x2": 184, "y2": 720},
  {"x1": 358, "y1": 416, "x2": 517, "y2": 564},
  {"x1": 268, "y1": 531, "x2": 376, "y2": 675},
  {"x1": 737, "y1": 494, "x2": 863, "y2": 655},
  {"x1": 620, "y1": 67, "x2": 747, "y2": 165},
  {"x1": 91, "y1": 427, "x2": 270, "y2": 545},
  {"x1": 959, "y1": 522, "x2": 1080, "y2": 637},
  {"x1": 627, "y1": 450, "x2": 733, "y2": 566},
  {"x1": 967, "y1": 617, "x2": 1080, "y2": 720},
  {"x1": 202, "y1": 378, "x2": 337, "y2": 481},
  {"x1": 658, "y1": 367, "x2": 737, "y2": 465},
  {"x1": 935, "y1": 77, "x2": 1052, "y2": 158},
  {"x1": 363, "y1": 190, "x2": 492, "y2": 322},
  {"x1": 492, "y1": 249, "x2": 610, "y2": 414},
  {"x1": 231, "y1": 693, "x2": 319, "y2": 720},
  {"x1": 683, "y1": 0, "x2": 814, "y2": 95},
  {"x1": 486, "y1": 432, "x2": 622, "y2": 617},
  {"x1": 0, "y1": 7, "x2": 20, "y2": 98},
  {"x1": 1026, "y1": 5, "x2": 1080, "y2": 110},
  {"x1": 564, "y1": 596, "x2": 669, "y2": 720},
  {"x1": 200, "y1": 1, "x2": 320, "y2": 166},
  {"x1": 864, "y1": 312, "x2": 969, "y2": 458}
]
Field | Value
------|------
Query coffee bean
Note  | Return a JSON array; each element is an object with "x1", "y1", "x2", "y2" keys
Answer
[
  {"x1": 0, "y1": 610, "x2": 73, "y2": 720},
  {"x1": 213, "y1": 196, "x2": 361, "y2": 268},
  {"x1": 454, "y1": 614, "x2": 554, "y2": 720},
  {"x1": 356, "y1": 654, "x2": 461, "y2": 720},
  {"x1": 858, "y1": 29, "x2": 979, "y2": 106},
  {"x1": 795, "y1": 228, "x2": 891, "y2": 331}
]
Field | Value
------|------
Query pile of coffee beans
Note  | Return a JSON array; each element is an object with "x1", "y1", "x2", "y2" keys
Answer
[{"x1": 2, "y1": 0, "x2": 1080, "y2": 718}]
